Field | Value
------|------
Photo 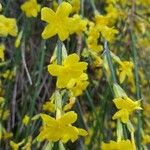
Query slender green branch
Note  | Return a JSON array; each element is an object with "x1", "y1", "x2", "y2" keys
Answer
[
  {"x1": 104, "y1": 40, "x2": 117, "y2": 84},
  {"x1": 130, "y1": 32, "x2": 142, "y2": 150},
  {"x1": 89, "y1": 0, "x2": 96, "y2": 12},
  {"x1": 57, "y1": 39, "x2": 62, "y2": 65}
]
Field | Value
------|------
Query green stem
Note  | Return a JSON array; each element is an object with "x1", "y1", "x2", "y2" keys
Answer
[
  {"x1": 24, "y1": 40, "x2": 46, "y2": 137},
  {"x1": 130, "y1": 32, "x2": 142, "y2": 150},
  {"x1": 81, "y1": 0, "x2": 84, "y2": 16},
  {"x1": 58, "y1": 0, "x2": 62, "y2": 4},
  {"x1": 104, "y1": 40, "x2": 117, "y2": 84},
  {"x1": 89, "y1": 0, "x2": 96, "y2": 12},
  {"x1": 57, "y1": 39, "x2": 62, "y2": 65}
]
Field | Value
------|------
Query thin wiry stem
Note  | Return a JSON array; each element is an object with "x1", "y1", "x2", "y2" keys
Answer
[
  {"x1": 21, "y1": 39, "x2": 32, "y2": 85},
  {"x1": 104, "y1": 40, "x2": 117, "y2": 84}
]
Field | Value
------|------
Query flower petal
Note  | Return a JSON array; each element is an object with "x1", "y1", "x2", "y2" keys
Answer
[
  {"x1": 63, "y1": 53, "x2": 79, "y2": 65},
  {"x1": 40, "y1": 114, "x2": 57, "y2": 126},
  {"x1": 48, "y1": 64, "x2": 62, "y2": 76},
  {"x1": 56, "y1": 2, "x2": 72, "y2": 18},
  {"x1": 41, "y1": 7, "x2": 55, "y2": 23},
  {"x1": 58, "y1": 28, "x2": 69, "y2": 41},
  {"x1": 59, "y1": 111, "x2": 77, "y2": 125},
  {"x1": 42, "y1": 24, "x2": 57, "y2": 39}
]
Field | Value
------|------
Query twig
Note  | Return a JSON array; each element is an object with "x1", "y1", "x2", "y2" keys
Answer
[
  {"x1": 11, "y1": 74, "x2": 18, "y2": 128},
  {"x1": 21, "y1": 40, "x2": 33, "y2": 85}
]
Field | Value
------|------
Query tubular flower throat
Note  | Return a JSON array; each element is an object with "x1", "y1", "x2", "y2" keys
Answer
[
  {"x1": 118, "y1": 61, "x2": 134, "y2": 83},
  {"x1": 37, "y1": 111, "x2": 88, "y2": 143},
  {"x1": 48, "y1": 53, "x2": 88, "y2": 88},
  {"x1": 0, "y1": 44, "x2": 5, "y2": 61}
]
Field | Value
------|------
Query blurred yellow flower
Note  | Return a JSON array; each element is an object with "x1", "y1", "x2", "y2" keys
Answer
[
  {"x1": 0, "y1": 44, "x2": 5, "y2": 61},
  {"x1": 0, "y1": 109, "x2": 9, "y2": 120},
  {"x1": 37, "y1": 111, "x2": 88, "y2": 143},
  {"x1": 71, "y1": 0, "x2": 80, "y2": 13},
  {"x1": 0, "y1": 15, "x2": 18, "y2": 37},
  {"x1": 3, "y1": 132, "x2": 13, "y2": 140},
  {"x1": 101, "y1": 139, "x2": 134, "y2": 150},
  {"x1": 87, "y1": 23, "x2": 103, "y2": 52},
  {"x1": 48, "y1": 53, "x2": 88, "y2": 88},
  {"x1": 15, "y1": 30, "x2": 23, "y2": 48},
  {"x1": 42, "y1": 101, "x2": 55, "y2": 112},
  {"x1": 63, "y1": 97, "x2": 76, "y2": 111},
  {"x1": 10, "y1": 140, "x2": 24, "y2": 150},
  {"x1": 22, "y1": 136, "x2": 32, "y2": 150},
  {"x1": 71, "y1": 14, "x2": 87, "y2": 34},
  {"x1": 67, "y1": 73, "x2": 89, "y2": 97},
  {"x1": 99, "y1": 26, "x2": 118, "y2": 42},
  {"x1": 0, "y1": 97, "x2": 4, "y2": 105},
  {"x1": 112, "y1": 97, "x2": 142, "y2": 123},
  {"x1": 0, "y1": 69, "x2": 16, "y2": 80},
  {"x1": 95, "y1": 15, "x2": 110, "y2": 27},
  {"x1": 22, "y1": 115, "x2": 30, "y2": 126},
  {"x1": 118, "y1": 61, "x2": 134, "y2": 83},
  {"x1": 21, "y1": 0, "x2": 41, "y2": 17},
  {"x1": 142, "y1": 134, "x2": 150, "y2": 144}
]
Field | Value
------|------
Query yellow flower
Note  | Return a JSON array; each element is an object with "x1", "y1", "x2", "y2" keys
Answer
[
  {"x1": 0, "y1": 97, "x2": 4, "y2": 105},
  {"x1": 101, "y1": 139, "x2": 134, "y2": 150},
  {"x1": 3, "y1": 132, "x2": 13, "y2": 140},
  {"x1": 94, "y1": 14, "x2": 118, "y2": 42},
  {"x1": 142, "y1": 134, "x2": 150, "y2": 144},
  {"x1": 22, "y1": 136, "x2": 32, "y2": 150},
  {"x1": 0, "y1": 109, "x2": 9, "y2": 120},
  {"x1": 0, "y1": 15, "x2": 18, "y2": 37},
  {"x1": 143, "y1": 103, "x2": 150, "y2": 118},
  {"x1": 99, "y1": 25, "x2": 118, "y2": 42},
  {"x1": 70, "y1": 14, "x2": 87, "y2": 34},
  {"x1": 90, "y1": 51, "x2": 103, "y2": 67},
  {"x1": 10, "y1": 140, "x2": 25, "y2": 150},
  {"x1": 105, "y1": 4, "x2": 123, "y2": 25},
  {"x1": 41, "y1": 2, "x2": 73, "y2": 41},
  {"x1": 0, "y1": 69, "x2": 16, "y2": 80},
  {"x1": 0, "y1": 44, "x2": 5, "y2": 61},
  {"x1": 71, "y1": 0, "x2": 80, "y2": 13},
  {"x1": 87, "y1": 24, "x2": 103, "y2": 52},
  {"x1": 95, "y1": 14, "x2": 110, "y2": 27},
  {"x1": 63, "y1": 97, "x2": 76, "y2": 111},
  {"x1": 42, "y1": 101, "x2": 55, "y2": 112},
  {"x1": 41, "y1": 2, "x2": 86, "y2": 41},
  {"x1": 21, "y1": 0, "x2": 41, "y2": 17},
  {"x1": 67, "y1": 73, "x2": 89, "y2": 97},
  {"x1": 52, "y1": 1, "x2": 58, "y2": 11},
  {"x1": 22, "y1": 115, "x2": 30, "y2": 126},
  {"x1": 118, "y1": 61, "x2": 134, "y2": 83},
  {"x1": 0, "y1": 125, "x2": 13, "y2": 140},
  {"x1": 15, "y1": 30, "x2": 23, "y2": 48},
  {"x1": 48, "y1": 53, "x2": 88, "y2": 88},
  {"x1": 37, "y1": 111, "x2": 88, "y2": 143},
  {"x1": 112, "y1": 97, "x2": 142, "y2": 123}
]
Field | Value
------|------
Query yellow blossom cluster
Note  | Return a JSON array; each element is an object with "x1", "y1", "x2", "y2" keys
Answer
[
  {"x1": 41, "y1": 2, "x2": 87, "y2": 41},
  {"x1": 37, "y1": 111, "x2": 88, "y2": 143},
  {"x1": 0, "y1": 0, "x2": 150, "y2": 149}
]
